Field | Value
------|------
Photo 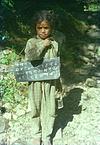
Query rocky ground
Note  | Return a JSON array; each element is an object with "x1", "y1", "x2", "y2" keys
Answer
[
  {"x1": 0, "y1": 16, "x2": 100, "y2": 145},
  {"x1": 0, "y1": 59, "x2": 100, "y2": 145}
]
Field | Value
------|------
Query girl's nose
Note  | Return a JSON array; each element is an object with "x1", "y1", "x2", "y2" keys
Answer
[{"x1": 41, "y1": 28, "x2": 45, "y2": 32}]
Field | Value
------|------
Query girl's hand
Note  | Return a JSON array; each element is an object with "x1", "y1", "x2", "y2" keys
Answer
[{"x1": 43, "y1": 38, "x2": 51, "y2": 48}]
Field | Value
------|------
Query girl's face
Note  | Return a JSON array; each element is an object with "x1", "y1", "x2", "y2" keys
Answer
[{"x1": 36, "y1": 20, "x2": 52, "y2": 39}]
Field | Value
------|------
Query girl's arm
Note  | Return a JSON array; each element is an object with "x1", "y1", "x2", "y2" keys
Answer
[{"x1": 25, "y1": 38, "x2": 48, "y2": 61}]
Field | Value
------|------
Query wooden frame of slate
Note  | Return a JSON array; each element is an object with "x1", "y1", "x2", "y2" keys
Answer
[{"x1": 11, "y1": 57, "x2": 60, "y2": 82}]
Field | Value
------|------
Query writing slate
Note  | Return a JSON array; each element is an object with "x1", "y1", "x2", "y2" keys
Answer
[{"x1": 11, "y1": 57, "x2": 60, "y2": 82}]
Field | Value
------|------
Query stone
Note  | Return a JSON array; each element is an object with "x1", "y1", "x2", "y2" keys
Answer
[
  {"x1": 0, "y1": 101, "x2": 3, "y2": 107},
  {"x1": 87, "y1": 43, "x2": 96, "y2": 51},
  {"x1": 3, "y1": 112, "x2": 12, "y2": 120},
  {"x1": 0, "y1": 116, "x2": 6, "y2": 133},
  {"x1": 15, "y1": 104, "x2": 26, "y2": 117},
  {"x1": 85, "y1": 77, "x2": 97, "y2": 87},
  {"x1": 10, "y1": 138, "x2": 28, "y2": 145},
  {"x1": 12, "y1": 114, "x2": 18, "y2": 120},
  {"x1": 11, "y1": 140, "x2": 27, "y2": 145}
]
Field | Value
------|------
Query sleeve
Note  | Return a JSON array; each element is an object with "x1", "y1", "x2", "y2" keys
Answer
[{"x1": 24, "y1": 38, "x2": 46, "y2": 61}]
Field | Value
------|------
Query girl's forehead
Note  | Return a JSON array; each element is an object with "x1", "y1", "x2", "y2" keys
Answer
[{"x1": 36, "y1": 20, "x2": 50, "y2": 26}]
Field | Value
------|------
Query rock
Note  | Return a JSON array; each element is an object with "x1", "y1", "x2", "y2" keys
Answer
[
  {"x1": 3, "y1": 112, "x2": 12, "y2": 120},
  {"x1": 96, "y1": 46, "x2": 100, "y2": 56},
  {"x1": 3, "y1": 49, "x2": 12, "y2": 55},
  {"x1": 0, "y1": 101, "x2": 3, "y2": 107},
  {"x1": 11, "y1": 139, "x2": 27, "y2": 145},
  {"x1": 0, "y1": 64, "x2": 8, "y2": 73},
  {"x1": 85, "y1": 77, "x2": 97, "y2": 87},
  {"x1": 0, "y1": 139, "x2": 7, "y2": 145},
  {"x1": 0, "y1": 116, "x2": 6, "y2": 133},
  {"x1": 0, "y1": 86, "x2": 5, "y2": 98},
  {"x1": 80, "y1": 55, "x2": 90, "y2": 63},
  {"x1": 0, "y1": 74, "x2": 4, "y2": 80},
  {"x1": 53, "y1": 139, "x2": 64, "y2": 145},
  {"x1": 97, "y1": 80, "x2": 100, "y2": 87},
  {"x1": 16, "y1": 110, "x2": 26, "y2": 117},
  {"x1": 15, "y1": 104, "x2": 26, "y2": 117},
  {"x1": 87, "y1": 43, "x2": 96, "y2": 51},
  {"x1": 87, "y1": 28, "x2": 100, "y2": 39},
  {"x1": 3, "y1": 103, "x2": 12, "y2": 111},
  {"x1": 12, "y1": 114, "x2": 18, "y2": 120},
  {"x1": 86, "y1": 88, "x2": 100, "y2": 99}
]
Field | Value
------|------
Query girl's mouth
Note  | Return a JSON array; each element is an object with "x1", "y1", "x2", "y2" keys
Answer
[{"x1": 39, "y1": 34, "x2": 47, "y2": 38}]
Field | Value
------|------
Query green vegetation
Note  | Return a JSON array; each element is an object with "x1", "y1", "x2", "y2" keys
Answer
[
  {"x1": 0, "y1": 49, "x2": 19, "y2": 65},
  {"x1": 0, "y1": 49, "x2": 28, "y2": 109},
  {"x1": 88, "y1": 3, "x2": 100, "y2": 11}
]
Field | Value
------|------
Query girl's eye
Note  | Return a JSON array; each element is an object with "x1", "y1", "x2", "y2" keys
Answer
[
  {"x1": 37, "y1": 27, "x2": 42, "y2": 29},
  {"x1": 37, "y1": 27, "x2": 48, "y2": 29},
  {"x1": 44, "y1": 27, "x2": 48, "y2": 29}
]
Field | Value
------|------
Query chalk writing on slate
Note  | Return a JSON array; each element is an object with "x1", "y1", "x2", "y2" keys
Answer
[{"x1": 11, "y1": 57, "x2": 60, "y2": 82}]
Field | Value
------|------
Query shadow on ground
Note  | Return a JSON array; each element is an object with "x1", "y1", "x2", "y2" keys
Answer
[
  {"x1": 61, "y1": 64, "x2": 90, "y2": 85},
  {"x1": 52, "y1": 88, "x2": 83, "y2": 139}
]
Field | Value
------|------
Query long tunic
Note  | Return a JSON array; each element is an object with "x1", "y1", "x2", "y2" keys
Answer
[{"x1": 24, "y1": 30, "x2": 66, "y2": 141}]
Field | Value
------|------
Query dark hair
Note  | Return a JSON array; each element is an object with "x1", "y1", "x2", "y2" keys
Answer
[{"x1": 31, "y1": 10, "x2": 57, "y2": 34}]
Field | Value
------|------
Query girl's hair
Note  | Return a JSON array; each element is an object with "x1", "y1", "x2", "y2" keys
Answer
[{"x1": 31, "y1": 10, "x2": 57, "y2": 34}]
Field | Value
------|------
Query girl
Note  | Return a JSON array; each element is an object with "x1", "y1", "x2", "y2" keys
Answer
[{"x1": 25, "y1": 10, "x2": 66, "y2": 145}]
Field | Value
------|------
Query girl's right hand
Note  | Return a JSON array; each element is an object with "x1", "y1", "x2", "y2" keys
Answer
[{"x1": 43, "y1": 39, "x2": 51, "y2": 48}]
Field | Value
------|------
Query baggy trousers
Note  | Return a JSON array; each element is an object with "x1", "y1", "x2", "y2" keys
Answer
[{"x1": 28, "y1": 80, "x2": 56, "y2": 142}]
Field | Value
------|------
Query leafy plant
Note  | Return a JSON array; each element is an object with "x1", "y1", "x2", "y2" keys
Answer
[
  {"x1": 0, "y1": 49, "x2": 20, "y2": 65},
  {"x1": 1, "y1": 0, "x2": 14, "y2": 9},
  {"x1": 0, "y1": 49, "x2": 28, "y2": 109}
]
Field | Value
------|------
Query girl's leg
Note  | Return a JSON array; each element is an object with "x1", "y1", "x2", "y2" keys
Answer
[
  {"x1": 41, "y1": 82, "x2": 56, "y2": 144},
  {"x1": 28, "y1": 82, "x2": 42, "y2": 142}
]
